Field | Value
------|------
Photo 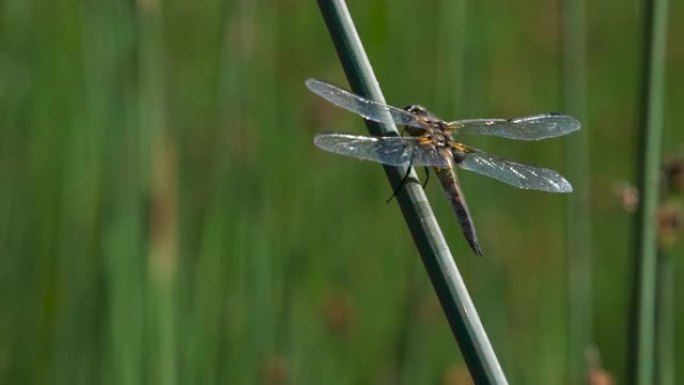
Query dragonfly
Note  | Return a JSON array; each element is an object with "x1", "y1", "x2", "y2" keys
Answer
[{"x1": 307, "y1": 78, "x2": 580, "y2": 256}]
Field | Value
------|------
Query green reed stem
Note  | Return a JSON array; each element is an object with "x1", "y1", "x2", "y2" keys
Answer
[
  {"x1": 627, "y1": 0, "x2": 669, "y2": 383},
  {"x1": 315, "y1": 1, "x2": 507, "y2": 383},
  {"x1": 654, "y1": 252, "x2": 674, "y2": 385},
  {"x1": 560, "y1": 0, "x2": 592, "y2": 382}
]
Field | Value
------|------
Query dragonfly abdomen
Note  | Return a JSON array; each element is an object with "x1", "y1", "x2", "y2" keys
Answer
[{"x1": 435, "y1": 167, "x2": 483, "y2": 256}]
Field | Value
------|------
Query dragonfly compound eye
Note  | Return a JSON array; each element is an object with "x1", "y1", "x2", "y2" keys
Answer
[{"x1": 404, "y1": 104, "x2": 430, "y2": 117}]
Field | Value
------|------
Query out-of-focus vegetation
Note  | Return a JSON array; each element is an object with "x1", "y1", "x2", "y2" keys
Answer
[{"x1": 0, "y1": 0, "x2": 682, "y2": 384}]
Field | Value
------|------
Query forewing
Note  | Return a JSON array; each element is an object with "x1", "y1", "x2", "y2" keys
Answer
[
  {"x1": 456, "y1": 146, "x2": 573, "y2": 192},
  {"x1": 306, "y1": 79, "x2": 424, "y2": 128},
  {"x1": 314, "y1": 133, "x2": 450, "y2": 167},
  {"x1": 449, "y1": 114, "x2": 580, "y2": 140}
]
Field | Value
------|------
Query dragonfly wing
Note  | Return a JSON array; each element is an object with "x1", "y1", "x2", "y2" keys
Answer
[
  {"x1": 456, "y1": 146, "x2": 573, "y2": 192},
  {"x1": 314, "y1": 133, "x2": 451, "y2": 167},
  {"x1": 306, "y1": 79, "x2": 425, "y2": 128},
  {"x1": 449, "y1": 114, "x2": 580, "y2": 140}
]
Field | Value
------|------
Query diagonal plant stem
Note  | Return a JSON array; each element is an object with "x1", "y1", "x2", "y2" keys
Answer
[
  {"x1": 627, "y1": 0, "x2": 669, "y2": 383},
  {"x1": 314, "y1": 1, "x2": 507, "y2": 383}
]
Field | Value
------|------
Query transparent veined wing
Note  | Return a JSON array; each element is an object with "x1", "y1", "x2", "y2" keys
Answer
[
  {"x1": 456, "y1": 145, "x2": 573, "y2": 192},
  {"x1": 306, "y1": 79, "x2": 425, "y2": 129},
  {"x1": 314, "y1": 133, "x2": 451, "y2": 167},
  {"x1": 448, "y1": 114, "x2": 580, "y2": 140}
]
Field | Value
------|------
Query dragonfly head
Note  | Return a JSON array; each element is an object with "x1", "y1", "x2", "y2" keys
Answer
[
  {"x1": 404, "y1": 104, "x2": 441, "y2": 136},
  {"x1": 404, "y1": 104, "x2": 432, "y2": 118}
]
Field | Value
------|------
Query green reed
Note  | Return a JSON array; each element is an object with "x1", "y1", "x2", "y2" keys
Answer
[
  {"x1": 628, "y1": 0, "x2": 670, "y2": 383},
  {"x1": 561, "y1": 0, "x2": 593, "y2": 382}
]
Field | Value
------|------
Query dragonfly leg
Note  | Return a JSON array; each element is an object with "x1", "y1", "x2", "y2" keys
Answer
[
  {"x1": 386, "y1": 151, "x2": 416, "y2": 203},
  {"x1": 422, "y1": 167, "x2": 430, "y2": 188}
]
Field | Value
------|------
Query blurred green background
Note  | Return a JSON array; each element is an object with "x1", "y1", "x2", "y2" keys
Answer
[{"x1": 1, "y1": 0, "x2": 683, "y2": 383}]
